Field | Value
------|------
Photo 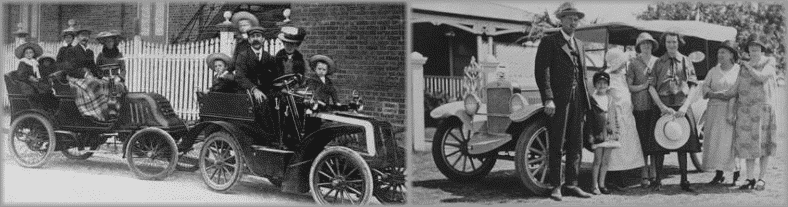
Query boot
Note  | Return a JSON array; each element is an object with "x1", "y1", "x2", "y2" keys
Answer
[
  {"x1": 708, "y1": 170, "x2": 725, "y2": 185},
  {"x1": 731, "y1": 171, "x2": 740, "y2": 186}
]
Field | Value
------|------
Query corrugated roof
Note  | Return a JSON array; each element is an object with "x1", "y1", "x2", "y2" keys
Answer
[
  {"x1": 544, "y1": 20, "x2": 737, "y2": 42},
  {"x1": 412, "y1": 2, "x2": 535, "y2": 23}
]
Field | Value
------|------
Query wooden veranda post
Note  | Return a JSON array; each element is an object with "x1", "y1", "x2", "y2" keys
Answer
[{"x1": 409, "y1": 52, "x2": 428, "y2": 152}]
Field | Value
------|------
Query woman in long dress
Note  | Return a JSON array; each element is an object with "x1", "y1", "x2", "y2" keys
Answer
[
  {"x1": 700, "y1": 40, "x2": 741, "y2": 185},
  {"x1": 713, "y1": 38, "x2": 777, "y2": 191},
  {"x1": 604, "y1": 47, "x2": 645, "y2": 184}
]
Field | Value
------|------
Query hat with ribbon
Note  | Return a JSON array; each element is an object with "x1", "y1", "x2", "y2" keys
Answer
[
  {"x1": 309, "y1": 55, "x2": 336, "y2": 74},
  {"x1": 277, "y1": 26, "x2": 307, "y2": 43},
  {"x1": 231, "y1": 11, "x2": 260, "y2": 28},
  {"x1": 555, "y1": 2, "x2": 585, "y2": 19},
  {"x1": 205, "y1": 53, "x2": 233, "y2": 70},
  {"x1": 654, "y1": 115, "x2": 691, "y2": 150},
  {"x1": 15, "y1": 42, "x2": 43, "y2": 59}
]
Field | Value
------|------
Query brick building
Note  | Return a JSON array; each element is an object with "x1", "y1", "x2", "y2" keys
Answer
[{"x1": 3, "y1": 2, "x2": 407, "y2": 128}]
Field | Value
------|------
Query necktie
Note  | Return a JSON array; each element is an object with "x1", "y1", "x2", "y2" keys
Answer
[{"x1": 255, "y1": 52, "x2": 261, "y2": 61}]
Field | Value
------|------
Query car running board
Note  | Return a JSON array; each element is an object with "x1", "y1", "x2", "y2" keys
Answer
[
  {"x1": 251, "y1": 145, "x2": 295, "y2": 154},
  {"x1": 467, "y1": 132, "x2": 512, "y2": 155}
]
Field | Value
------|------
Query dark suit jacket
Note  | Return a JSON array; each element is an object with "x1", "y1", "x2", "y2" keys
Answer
[
  {"x1": 274, "y1": 49, "x2": 308, "y2": 78},
  {"x1": 234, "y1": 46, "x2": 277, "y2": 92},
  {"x1": 534, "y1": 32, "x2": 591, "y2": 109},
  {"x1": 304, "y1": 75, "x2": 339, "y2": 105},
  {"x1": 62, "y1": 44, "x2": 98, "y2": 76},
  {"x1": 56, "y1": 45, "x2": 71, "y2": 63}
]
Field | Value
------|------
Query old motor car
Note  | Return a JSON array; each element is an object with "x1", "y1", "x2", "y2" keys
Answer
[
  {"x1": 429, "y1": 20, "x2": 737, "y2": 195},
  {"x1": 181, "y1": 74, "x2": 406, "y2": 205},
  {"x1": 5, "y1": 68, "x2": 188, "y2": 180}
]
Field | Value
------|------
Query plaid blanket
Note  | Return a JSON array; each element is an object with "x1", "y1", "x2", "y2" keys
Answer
[{"x1": 68, "y1": 77, "x2": 127, "y2": 122}]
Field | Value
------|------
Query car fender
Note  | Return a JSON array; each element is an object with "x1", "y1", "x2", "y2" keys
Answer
[
  {"x1": 430, "y1": 101, "x2": 488, "y2": 132},
  {"x1": 281, "y1": 122, "x2": 365, "y2": 194},
  {"x1": 182, "y1": 121, "x2": 255, "y2": 156},
  {"x1": 509, "y1": 104, "x2": 545, "y2": 123},
  {"x1": 11, "y1": 109, "x2": 54, "y2": 123}
]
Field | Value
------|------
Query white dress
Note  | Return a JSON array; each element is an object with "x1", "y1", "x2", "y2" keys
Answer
[
  {"x1": 606, "y1": 68, "x2": 646, "y2": 171},
  {"x1": 700, "y1": 64, "x2": 739, "y2": 171}
]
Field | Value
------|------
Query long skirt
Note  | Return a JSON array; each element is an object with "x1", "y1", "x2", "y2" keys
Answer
[{"x1": 700, "y1": 102, "x2": 737, "y2": 171}]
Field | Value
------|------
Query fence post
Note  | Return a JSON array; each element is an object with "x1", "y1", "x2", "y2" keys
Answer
[
  {"x1": 409, "y1": 52, "x2": 428, "y2": 152},
  {"x1": 217, "y1": 11, "x2": 234, "y2": 57}
]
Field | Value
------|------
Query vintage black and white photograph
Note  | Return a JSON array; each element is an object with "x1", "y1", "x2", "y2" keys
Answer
[
  {"x1": 1, "y1": 1, "x2": 406, "y2": 205},
  {"x1": 410, "y1": 1, "x2": 786, "y2": 205}
]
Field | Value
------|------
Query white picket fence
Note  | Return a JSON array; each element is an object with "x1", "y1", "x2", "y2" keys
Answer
[
  {"x1": 425, "y1": 75, "x2": 464, "y2": 101},
  {"x1": 3, "y1": 36, "x2": 284, "y2": 121}
]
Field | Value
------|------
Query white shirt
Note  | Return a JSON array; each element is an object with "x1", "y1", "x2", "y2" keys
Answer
[
  {"x1": 250, "y1": 46, "x2": 263, "y2": 61},
  {"x1": 560, "y1": 29, "x2": 576, "y2": 50}
]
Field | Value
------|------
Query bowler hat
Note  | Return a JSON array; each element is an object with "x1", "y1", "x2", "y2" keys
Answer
[
  {"x1": 309, "y1": 55, "x2": 336, "y2": 74},
  {"x1": 654, "y1": 115, "x2": 691, "y2": 150},
  {"x1": 278, "y1": 26, "x2": 307, "y2": 43},
  {"x1": 15, "y1": 42, "x2": 43, "y2": 59},
  {"x1": 231, "y1": 11, "x2": 260, "y2": 28},
  {"x1": 555, "y1": 2, "x2": 585, "y2": 19}
]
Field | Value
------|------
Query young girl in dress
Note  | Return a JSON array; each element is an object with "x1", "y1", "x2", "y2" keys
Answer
[{"x1": 589, "y1": 71, "x2": 622, "y2": 195}]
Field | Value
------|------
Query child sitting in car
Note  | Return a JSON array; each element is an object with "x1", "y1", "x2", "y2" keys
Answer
[{"x1": 205, "y1": 53, "x2": 239, "y2": 93}]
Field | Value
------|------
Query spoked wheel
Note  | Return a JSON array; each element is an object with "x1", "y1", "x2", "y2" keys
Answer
[
  {"x1": 372, "y1": 166, "x2": 406, "y2": 204},
  {"x1": 176, "y1": 138, "x2": 203, "y2": 172},
  {"x1": 309, "y1": 147, "x2": 374, "y2": 205},
  {"x1": 431, "y1": 119, "x2": 496, "y2": 182},
  {"x1": 8, "y1": 113, "x2": 56, "y2": 168},
  {"x1": 199, "y1": 131, "x2": 243, "y2": 192},
  {"x1": 514, "y1": 120, "x2": 553, "y2": 195},
  {"x1": 125, "y1": 127, "x2": 179, "y2": 180}
]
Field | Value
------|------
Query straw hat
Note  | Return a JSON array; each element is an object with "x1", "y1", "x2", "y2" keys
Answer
[
  {"x1": 73, "y1": 26, "x2": 92, "y2": 36},
  {"x1": 555, "y1": 2, "x2": 585, "y2": 19},
  {"x1": 231, "y1": 11, "x2": 260, "y2": 28},
  {"x1": 15, "y1": 42, "x2": 43, "y2": 59},
  {"x1": 96, "y1": 30, "x2": 121, "y2": 40},
  {"x1": 309, "y1": 55, "x2": 336, "y2": 74},
  {"x1": 654, "y1": 115, "x2": 691, "y2": 150},
  {"x1": 277, "y1": 26, "x2": 307, "y2": 43},
  {"x1": 205, "y1": 53, "x2": 232, "y2": 70},
  {"x1": 635, "y1": 32, "x2": 659, "y2": 53}
]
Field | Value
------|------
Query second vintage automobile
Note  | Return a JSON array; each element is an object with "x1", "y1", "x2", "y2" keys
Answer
[
  {"x1": 428, "y1": 20, "x2": 737, "y2": 195},
  {"x1": 179, "y1": 74, "x2": 406, "y2": 205}
]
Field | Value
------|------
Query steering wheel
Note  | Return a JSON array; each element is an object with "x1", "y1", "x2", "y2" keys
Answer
[{"x1": 272, "y1": 74, "x2": 302, "y2": 89}]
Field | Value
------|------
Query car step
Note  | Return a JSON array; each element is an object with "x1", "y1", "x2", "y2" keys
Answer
[{"x1": 251, "y1": 145, "x2": 295, "y2": 154}]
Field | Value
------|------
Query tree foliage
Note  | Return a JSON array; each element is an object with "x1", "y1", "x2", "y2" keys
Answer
[{"x1": 638, "y1": 2, "x2": 785, "y2": 71}]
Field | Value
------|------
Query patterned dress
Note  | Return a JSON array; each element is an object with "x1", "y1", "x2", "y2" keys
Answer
[{"x1": 727, "y1": 57, "x2": 778, "y2": 159}]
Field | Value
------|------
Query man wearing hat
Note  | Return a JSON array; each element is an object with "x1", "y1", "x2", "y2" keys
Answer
[
  {"x1": 534, "y1": 2, "x2": 593, "y2": 201},
  {"x1": 56, "y1": 26, "x2": 77, "y2": 63},
  {"x1": 62, "y1": 27, "x2": 99, "y2": 78},
  {"x1": 231, "y1": 11, "x2": 260, "y2": 58},
  {"x1": 275, "y1": 26, "x2": 309, "y2": 78},
  {"x1": 235, "y1": 26, "x2": 277, "y2": 102},
  {"x1": 647, "y1": 31, "x2": 701, "y2": 193}
]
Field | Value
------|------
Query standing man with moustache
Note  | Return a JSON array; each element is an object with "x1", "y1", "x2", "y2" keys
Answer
[
  {"x1": 234, "y1": 26, "x2": 280, "y2": 145},
  {"x1": 534, "y1": 2, "x2": 594, "y2": 201}
]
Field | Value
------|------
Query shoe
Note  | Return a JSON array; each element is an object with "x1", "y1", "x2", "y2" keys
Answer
[
  {"x1": 591, "y1": 187, "x2": 601, "y2": 195},
  {"x1": 708, "y1": 176, "x2": 725, "y2": 185},
  {"x1": 755, "y1": 179, "x2": 766, "y2": 191},
  {"x1": 641, "y1": 178, "x2": 652, "y2": 188},
  {"x1": 739, "y1": 179, "x2": 755, "y2": 190},
  {"x1": 550, "y1": 187, "x2": 563, "y2": 201},
  {"x1": 565, "y1": 185, "x2": 592, "y2": 198},
  {"x1": 731, "y1": 171, "x2": 740, "y2": 186},
  {"x1": 650, "y1": 180, "x2": 662, "y2": 191},
  {"x1": 680, "y1": 181, "x2": 696, "y2": 193},
  {"x1": 599, "y1": 187, "x2": 611, "y2": 194}
]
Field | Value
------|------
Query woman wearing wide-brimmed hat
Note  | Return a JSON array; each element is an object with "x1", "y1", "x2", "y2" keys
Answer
[
  {"x1": 13, "y1": 42, "x2": 51, "y2": 94},
  {"x1": 231, "y1": 11, "x2": 260, "y2": 58},
  {"x1": 56, "y1": 24, "x2": 77, "y2": 63},
  {"x1": 205, "y1": 53, "x2": 239, "y2": 93},
  {"x1": 700, "y1": 40, "x2": 742, "y2": 186},
  {"x1": 711, "y1": 35, "x2": 778, "y2": 191},
  {"x1": 95, "y1": 30, "x2": 126, "y2": 80},
  {"x1": 626, "y1": 32, "x2": 661, "y2": 188},
  {"x1": 304, "y1": 54, "x2": 340, "y2": 106},
  {"x1": 275, "y1": 26, "x2": 309, "y2": 78}
]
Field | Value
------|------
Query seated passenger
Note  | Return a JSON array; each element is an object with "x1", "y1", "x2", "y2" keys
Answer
[
  {"x1": 205, "y1": 53, "x2": 240, "y2": 93},
  {"x1": 65, "y1": 65, "x2": 127, "y2": 122},
  {"x1": 304, "y1": 55, "x2": 340, "y2": 107},
  {"x1": 95, "y1": 30, "x2": 127, "y2": 80},
  {"x1": 37, "y1": 56, "x2": 57, "y2": 84},
  {"x1": 14, "y1": 42, "x2": 51, "y2": 95}
]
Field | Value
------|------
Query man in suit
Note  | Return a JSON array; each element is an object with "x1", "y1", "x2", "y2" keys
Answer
[
  {"x1": 534, "y1": 2, "x2": 593, "y2": 201},
  {"x1": 62, "y1": 27, "x2": 99, "y2": 78},
  {"x1": 234, "y1": 26, "x2": 280, "y2": 144}
]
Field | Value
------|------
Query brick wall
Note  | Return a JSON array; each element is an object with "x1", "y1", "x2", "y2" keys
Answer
[
  {"x1": 34, "y1": 3, "x2": 137, "y2": 43},
  {"x1": 290, "y1": 3, "x2": 406, "y2": 128}
]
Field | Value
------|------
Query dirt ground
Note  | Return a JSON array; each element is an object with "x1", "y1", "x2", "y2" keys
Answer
[{"x1": 409, "y1": 86, "x2": 788, "y2": 205}]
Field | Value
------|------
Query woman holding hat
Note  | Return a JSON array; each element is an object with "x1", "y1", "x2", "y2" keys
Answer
[
  {"x1": 95, "y1": 30, "x2": 126, "y2": 80},
  {"x1": 275, "y1": 26, "x2": 309, "y2": 78},
  {"x1": 205, "y1": 52, "x2": 239, "y2": 93},
  {"x1": 711, "y1": 36, "x2": 778, "y2": 191},
  {"x1": 700, "y1": 40, "x2": 742, "y2": 186},
  {"x1": 626, "y1": 32, "x2": 660, "y2": 188},
  {"x1": 14, "y1": 42, "x2": 51, "y2": 95},
  {"x1": 602, "y1": 47, "x2": 645, "y2": 191},
  {"x1": 304, "y1": 55, "x2": 340, "y2": 106}
]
